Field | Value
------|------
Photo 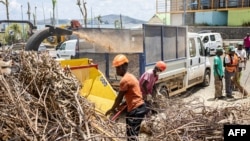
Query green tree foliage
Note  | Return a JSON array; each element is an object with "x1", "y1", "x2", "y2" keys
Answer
[
  {"x1": 96, "y1": 15, "x2": 103, "y2": 28},
  {"x1": 114, "y1": 20, "x2": 121, "y2": 29},
  {"x1": 4, "y1": 24, "x2": 22, "y2": 45},
  {"x1": 242, "y1": 21, "x2": 250, "y2": 26}
]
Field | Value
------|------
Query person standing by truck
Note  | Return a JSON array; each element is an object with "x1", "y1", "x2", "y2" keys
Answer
[
  {"x1": 235, "y1": 42, "x2": 247, "y2": 82},
  {"x1": 139, "y1": 61, "x2": 167, "y2": 100},
  {"x1": 105, "y1": 54, "x2": 147, "y2": 141},
  {"x1": 213, "y1": 48, "x2": 224, "y2": 100},
  {"x1": 224, "y1": 46, "x2": 239, "y2": 99},
  {"x1": 139, "y1": 61, "x2": 167, "y2": 115},
  {"x1": 243, "y1": 33, "x2": 250, "y2": 60},
  {"x1": 232, "y1": 42, "x2": 249, "y2": 97}
]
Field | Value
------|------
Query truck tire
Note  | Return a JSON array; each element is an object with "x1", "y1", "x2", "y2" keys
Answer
[
  {"x1": 156, "y1": 84, "x2": 169, "y2": 98},
  {"x1": 202, "y1": 69, "x2": 210, "y2": 87},
  {"x1": 159, "y1": 87, "x2": 169, "y2": 98}
]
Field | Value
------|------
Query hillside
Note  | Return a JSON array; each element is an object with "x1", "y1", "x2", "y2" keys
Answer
[{"x1": 37, "y1": 14, "x2": 146, "y2": 25}]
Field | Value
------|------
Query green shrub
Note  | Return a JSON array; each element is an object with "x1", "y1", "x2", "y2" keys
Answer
[{"x1": 242, "y1": 21, "x2": 250, "y2": 26}]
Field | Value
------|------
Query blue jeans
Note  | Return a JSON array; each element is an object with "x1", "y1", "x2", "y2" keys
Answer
[
  {"x1": 245, "y1": 47, "x2": 250, "y2": 59},
  {"x1": 224, "y1": 69, "x2": 235, "y2": 96}
]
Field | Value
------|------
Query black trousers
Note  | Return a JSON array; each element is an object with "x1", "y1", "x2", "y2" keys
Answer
[{"x1": 126, "y1": 103, "x2": 147, "y2": 141}]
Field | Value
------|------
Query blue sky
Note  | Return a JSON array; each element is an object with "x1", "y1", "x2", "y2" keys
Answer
[{"x1": 0, "y1": 0, "x2": 156, "y2": 21}]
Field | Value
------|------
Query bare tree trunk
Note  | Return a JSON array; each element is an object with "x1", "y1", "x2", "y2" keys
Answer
[
  {"x1": 6, "y1": 0, "x2": 9, "y2": 20},
  {"x1": 83, "y1": 0, "x2": 87, "y2": 28},
  {"x1": 52, "y1": 0, "x2": 57, "y2": 26},
  {"x1": 77, "y1": 0, "x2": 87, "y2": 28},
  {"x1": 27, "y1": 2, "x2": 31, "y2": 21}
]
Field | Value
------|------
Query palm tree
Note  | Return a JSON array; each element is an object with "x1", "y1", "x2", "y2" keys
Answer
[
  {"x1": 52, "y1": 0, "x2": 56, "y2": 25},
  {"x1": 96, "y1": 15, "x2": 102, "y2": 28},
  {"x1": 0, "y1": 0, "x2": 9, "y2": 20}
]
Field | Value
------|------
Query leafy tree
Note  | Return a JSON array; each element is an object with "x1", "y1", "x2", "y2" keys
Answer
[
  {"x1": 114, "y1": 20, "x2": 120, "y2": 29},
  {"x1": 0, "y1": 0, "x2": 9, "y2": 20},
  {"x1": 4, "y1": 24, "x2": 22, "y2": 45},
  {"x1": 96, "y1": 15, "x2": 103, "y2": 28}
]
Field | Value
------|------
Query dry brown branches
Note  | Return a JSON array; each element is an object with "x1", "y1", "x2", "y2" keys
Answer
[{"x1": 0, "y1": 51, "x2": 123, "y2": 141}]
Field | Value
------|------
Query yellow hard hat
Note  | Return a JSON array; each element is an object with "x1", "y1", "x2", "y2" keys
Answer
[{"x1": 112, "y1": 54, "x2": 129, "y2": 67}]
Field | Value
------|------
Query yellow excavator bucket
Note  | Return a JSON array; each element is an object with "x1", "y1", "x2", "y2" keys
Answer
[{"x1": 60, "y1": 58, "x2": 117, "y2": 114}]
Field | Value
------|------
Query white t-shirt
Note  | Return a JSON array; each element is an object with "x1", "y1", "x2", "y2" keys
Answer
[{"x1": 235, "y1": 48, "x2": 246, "y2": 68}]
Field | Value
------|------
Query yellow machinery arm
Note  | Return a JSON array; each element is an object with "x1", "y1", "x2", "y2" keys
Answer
[{"x1": 59, "y1": 58, "x2": 117, "y2": 115}]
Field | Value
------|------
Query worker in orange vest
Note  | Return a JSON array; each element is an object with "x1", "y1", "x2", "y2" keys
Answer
[
  {"x1": 232, "y1": 43, "x2": 249, "y2": 97},
  {"x1": 224, "y1": 46, "x2": 238, "y2": 99},
  {"x1": 106, "y1": 54, "x2": 147, "y2": 141}
]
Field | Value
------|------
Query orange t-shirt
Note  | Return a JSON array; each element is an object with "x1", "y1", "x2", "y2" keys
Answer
[{"x1": 120, "y1": 72, "x2": 144, "y2": 112}]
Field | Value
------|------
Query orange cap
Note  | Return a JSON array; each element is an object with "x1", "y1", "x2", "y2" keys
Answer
[
  {"x1": 156, "y1": 61, "x2": 167, "y2": 71},
  {"x1": 112, "y1": 54, "x2": 129, "y2": 67}
]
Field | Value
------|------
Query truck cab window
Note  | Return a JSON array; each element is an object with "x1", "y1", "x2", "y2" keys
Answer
[
  {"x1": 210, "y1": 35, "x2": 215, "y2": 41},
  {"x1": 203, "y1": 36, "x2": 209, "y2": 43},
  {"x1": 59, "y1": 44, "x2": 66, "y2": 50},
  {"x1": 197, "y1": 37, "x2": 205, "y2": 56},
  {"x1": 189, "y1": 38, "x2": 196, "y2": 57}
]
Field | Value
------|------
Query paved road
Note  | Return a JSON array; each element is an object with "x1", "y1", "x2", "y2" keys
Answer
[{"x1": 181, "y1": 56, "x2": 250, "y2": 108}]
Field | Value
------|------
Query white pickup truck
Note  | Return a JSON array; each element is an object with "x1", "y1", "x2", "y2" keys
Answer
[
  {"x1": 143, "y1": 25, "x2": 211, "y2": 97},
  {"x1": 71, "y1": 24, "x2": 211, "y2": 97},
  {"x1": 48, "y1": 39, "x2": 95, "y2": 60}
]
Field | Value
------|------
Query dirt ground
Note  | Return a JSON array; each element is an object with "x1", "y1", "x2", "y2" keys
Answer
[{"x1": 180, "y1": 56, "x2": 250, "y2": 108}]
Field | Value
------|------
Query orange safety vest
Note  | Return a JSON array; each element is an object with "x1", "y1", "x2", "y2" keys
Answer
[{"x1": 225, "y1": 54, "x2": 238, "y2": 72}]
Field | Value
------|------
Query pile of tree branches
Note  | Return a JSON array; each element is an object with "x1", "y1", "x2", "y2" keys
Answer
[
  {"x1": 141, "y1": 96, "x2": 250, "y2": 141},
  {"x1": 1, "y1": 50, "x2": 250, "y2": 141},
  {"x1": 0, "y1": 51, "x2": 123, "y2": 141}
]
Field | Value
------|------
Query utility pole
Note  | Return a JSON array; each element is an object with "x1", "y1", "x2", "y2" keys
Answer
[
  {"x1": 165, "y1": 0, "x2": 167, "y2": 25},
  {"x1": 21, "y1": 5, "x2": 24, "y2": 41},
  {"x1": 120, "y1": 14, "x2": 123, "y2": 29},
  {"x1": 91, "y1": 7, "x2": 93, "y2": 28},
  {"x1": 27, "y1": 2, "x2": 31, "y2": 22},
  {"x1": 34, "y1": 6, "x2": 37, "y2": 26},
  {"x1": 183, "y1": 0, "x2": 186, "y2": 25},
  {"x1": 42, "y1": 1, "x2": 46, "y2": 24}
]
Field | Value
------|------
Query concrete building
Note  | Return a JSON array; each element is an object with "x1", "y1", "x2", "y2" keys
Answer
[{"x1": 153, "y1": 0, "x2": 250, "y2": 26}]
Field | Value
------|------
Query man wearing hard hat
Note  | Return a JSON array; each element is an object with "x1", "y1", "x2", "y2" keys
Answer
[
  {"x1": 224, "y1": 46, "x2": 239, "y2": 99},
  {"x1": 139, "y1": 61, "x2": 167, "y2": 100},
  {"x1": 105, "y1": 54, "x2": 147, "y2": 141}
]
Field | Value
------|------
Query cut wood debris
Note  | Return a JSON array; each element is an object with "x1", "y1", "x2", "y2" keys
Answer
[{"x1": 0, "y1": 50, "x2": 250, "y2": 141}]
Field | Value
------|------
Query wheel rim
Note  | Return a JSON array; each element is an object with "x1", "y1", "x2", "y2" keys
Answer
[
  {"x1": 205, "y1": 73, "x2": 210, "y2": 85},
  {"x1": 159, "y1": 86, "x2": 168, "y2": 98}
]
